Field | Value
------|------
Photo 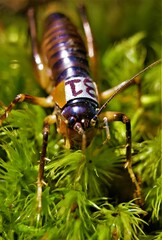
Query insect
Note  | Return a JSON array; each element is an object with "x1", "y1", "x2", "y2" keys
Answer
[{"x1": 0, "y1": 4, "x2": 161, "y2": 220}]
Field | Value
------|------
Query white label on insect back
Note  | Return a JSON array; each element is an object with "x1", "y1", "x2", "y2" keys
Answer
[{"x1": 65, "y1": 76, "x2": 98, "y2": 103}]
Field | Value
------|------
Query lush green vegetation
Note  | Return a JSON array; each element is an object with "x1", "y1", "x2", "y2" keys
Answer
[{"x1": 0, "y1": 0, "x2": 161, "y2": 239}]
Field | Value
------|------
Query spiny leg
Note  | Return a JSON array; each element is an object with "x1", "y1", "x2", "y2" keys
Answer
[
  {"x1": 0, "y1": 93, "x2": 55, "y2": 220},
  {"x1": 78, "y1": 4, "x2": 97, "y2": 80},
  {"x1": 27, "y1": 8, "x2": 52, "y2": 92},
  {"x1": 0, "y1": 93, "x2": 55, "y2": 125},
  {"x1": 99, "y1": 117, "x2": 110, "y2": 144},
  {"x1": 100, "y1": 111, "x2": 141, "y2": 200},
  {"x1": 0, "y1": 92, "x2": 56, "y2": 222},
  {"x1": 37, "y1": 114, "x2": 56, "y2": 221},
  {"x1": 100, "y1": 59, "x2": 162, "y2": 109},
  {"x1": 27, "y1": 8, "x2": 42, "y2": 73},
  {"x1": 100, "y1": 76, "x2": 142, "y2": 108}
]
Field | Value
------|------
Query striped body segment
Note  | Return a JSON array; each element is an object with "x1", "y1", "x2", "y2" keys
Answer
[{"x1": 41, "y1": 13, "x2": 98, "y2": 108}]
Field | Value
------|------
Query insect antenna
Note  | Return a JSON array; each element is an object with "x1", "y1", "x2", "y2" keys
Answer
[{"x1": 91, "y1": 58, "x2": 162, "y2": 125}]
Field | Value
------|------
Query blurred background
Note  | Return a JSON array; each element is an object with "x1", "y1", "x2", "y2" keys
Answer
[{"x1": 0, "y1": 0, "x2": 161, "y2": 55}]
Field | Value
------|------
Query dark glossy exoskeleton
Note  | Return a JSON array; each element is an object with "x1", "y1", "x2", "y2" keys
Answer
[
  {"x1": 0, "y1": 5, "x2": 161, "y2": 219},
  {"x1": 41, "y1": 12, "x2": 99, "y2": 149}
]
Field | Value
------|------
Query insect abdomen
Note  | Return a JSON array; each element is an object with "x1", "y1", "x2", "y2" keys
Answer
[
  {"x1": 42, "y1": 12, "x2": 98, "y2": 108},
  {"x1": 42, "y1": 13, "x2": 90, "y2": 85}
]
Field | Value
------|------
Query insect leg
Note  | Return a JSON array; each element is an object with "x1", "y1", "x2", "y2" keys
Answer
[
  {"x1": 27, "y1": 8, "x2": 52, "y2": 91},
  {"x1": 37, "y1": 114, "x2": 56, "y2": 221},
  {"x1": 27, "y1": 8, "x2": 42, "y2": 72},
  {"x1": 0, "y1": 93, "x2": 55, "y2": 125},
  {"x1": 78, "y1": 4, "x2": 97, "y2": 79},
  {"x1": 102, "y1": 117, "x2": 110, "y2": 143},
  {"x1": 100, "y1": 77, "x2": 141, "y2": 101},
  {"x1": 100, "y1": 59, "x2": 162, "y2": 104},
  {"x1": 100, "y1": 111, "x2": 141, "y2": 200}
]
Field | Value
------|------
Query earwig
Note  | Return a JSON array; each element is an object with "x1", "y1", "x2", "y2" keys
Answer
[{"x1": 0, "y1": 5, "x2": 161, "y2": 221}]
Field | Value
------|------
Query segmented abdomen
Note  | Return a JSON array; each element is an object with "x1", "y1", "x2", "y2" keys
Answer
[{"x1": 42, "y1": 12, "x2": 90, "y2": 85}]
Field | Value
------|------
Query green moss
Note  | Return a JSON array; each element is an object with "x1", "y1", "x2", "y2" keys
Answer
[{"x1": 0, "y1": 1, "x2": 161, "y2": 239}]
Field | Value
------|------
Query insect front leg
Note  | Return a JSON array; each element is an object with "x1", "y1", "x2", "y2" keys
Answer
[
  {"x1": 100, "y1": 111, "x2": 141, "y2": 200},
  {"x1": 0, "y1": 93, "x2": 56, "y2": 221},
  {"x1": 37, "y1": 114, "x2": 56, "y2": 221},
  {"x1": 98, "y1": 117, "x2": 111, "y2": 144}
]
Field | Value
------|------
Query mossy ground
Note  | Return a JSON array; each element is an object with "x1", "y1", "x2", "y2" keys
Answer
[{"x1": 0, "y1": 1, "x2": 161, "y2": 239}]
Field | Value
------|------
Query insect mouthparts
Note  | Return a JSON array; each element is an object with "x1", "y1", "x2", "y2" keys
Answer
[
  {"x1": 73, "y1": 122, "x2": 84, "y2": 135},
  {"x1": 73, "y1": 122, "x2": 87, "y2": 150}
]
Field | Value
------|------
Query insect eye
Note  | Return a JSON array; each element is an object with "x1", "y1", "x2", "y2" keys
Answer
[{"x1": 68, "y1": 116, "x2": 76, "y2": 128}]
